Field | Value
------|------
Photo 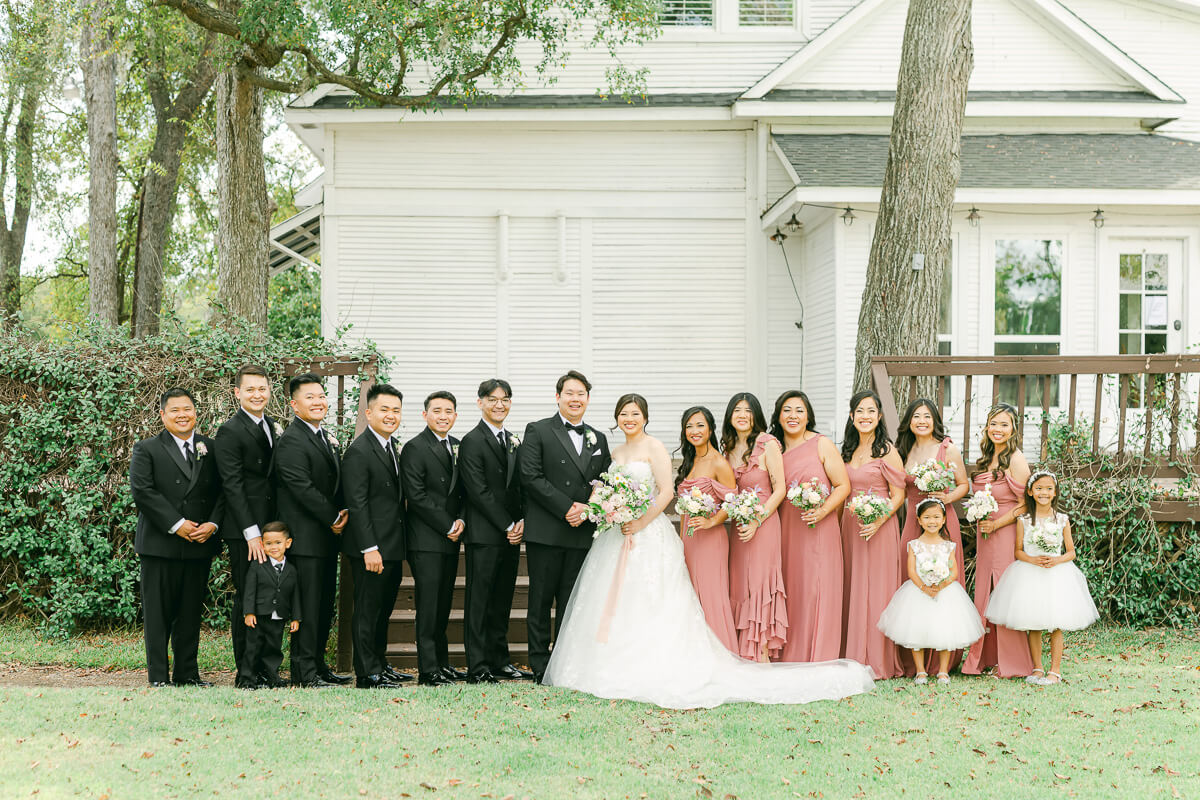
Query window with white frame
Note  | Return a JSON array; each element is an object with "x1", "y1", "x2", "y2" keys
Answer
[
  {"x1": 738, "y1": 0, "x2": 794, "y2": 26},
  {"x1": 660, "y1": 0, "x2": 715, "y2": 26},
  {"x1": 993, "y1": 239, "x2": 1063, "y2": 406}
]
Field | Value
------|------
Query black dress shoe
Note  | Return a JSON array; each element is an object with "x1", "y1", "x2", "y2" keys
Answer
[
  {"x1": 234, "y1": 677, "x2": 259, "y2": 690},
  {"x1": 356, "y1": 674, "x2": 403, "y2": 689},
  {"x1": 466, "y1": 669, "x2": 499, "y2": 684},
  {"x1": 293, "y1": 677, "x2": 337, "y2": 688},
  {"x1": 493, "y1": 664, "x2": 534, "y2": 680},
  {"x1": 532, "y1": 672, "x2": 546, "y2": 685},
  {"x1": 259, "y1": 675, "x2": 288, "y2": 689},
  {"x1": 440, "y1": 665, "x2": 467, "y2": 681},
  {"x1": 418, "y1": 671, "x2": 453, "y2": 687},
  {"x1": 148, "y1": 681, "x2": 171, "y2": 688},
  {"x1": 382, "y1": 665, "x2": 414, "y2": 683},
  {"x1": 318, "y1": 667, "x2": 352, "y2": 685},
  {"x1": 173, "y1": 678, "x2": 214, "y2": 687}
]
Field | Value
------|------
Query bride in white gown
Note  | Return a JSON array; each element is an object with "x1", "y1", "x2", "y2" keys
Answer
[{"x1": 544, "y1": 394, "x2": 875, "y2": 709}]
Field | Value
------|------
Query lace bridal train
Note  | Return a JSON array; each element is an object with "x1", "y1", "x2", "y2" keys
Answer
[{"x1": 543, "y1": 461, "x2": 875, "y2": 709}]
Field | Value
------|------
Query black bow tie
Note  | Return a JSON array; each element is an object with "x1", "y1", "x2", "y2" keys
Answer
[{"x1": 564, "y1": 421, "x2": 586, "y2": 435}]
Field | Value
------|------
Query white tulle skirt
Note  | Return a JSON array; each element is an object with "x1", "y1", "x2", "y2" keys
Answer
[
  {"x1": 985, "y1": 561, "x2": 1099, "y2": 632},
  {"x1": 543, "y1": 512, "x2": 875, "y2": 709},
  {"x1": 876, "y1": 581, "x2": 985, "y2": 651}
]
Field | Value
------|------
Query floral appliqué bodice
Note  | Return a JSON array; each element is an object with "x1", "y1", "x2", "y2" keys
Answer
[
  {"x1": 908, "y1": 538, "x2": 956, "y2": 586},
  {"x1": 1020, "y1": 512, "x2": 1068, "y2": 557}
]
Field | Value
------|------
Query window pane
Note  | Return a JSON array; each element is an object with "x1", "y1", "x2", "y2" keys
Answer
[
  {"x1": 994, "y1": 341, "x2": 1060, "y2": 406},
  {"x1": 739, "y1": 0, "x2": 794, "y2": 26},
  {"x1": 1119, "y1": 253, "x2": 1142, "y2": 291},
  {"x1": 661, "y1": 0, "x2": 714, "y2": 25},
  {"x1": 1144, "y1": 253, "x2": 1167, "y2": 291},
  {"x1": 938, "y1": 257, "x2": 952, "y2": 336},
  {"x1": 1119, "y1": 332, "x2": 1141, "y2": 354},
  {"x1": 937, "y1": 339, "x2": 952, "y2": 356},
  {"x1": 1144, "y1": 294, "x2": 1168, "y2": 329},
  {"x1": 994, "y1": 239, "x2": 1062, "y2": 336},
  {"x1": 1145, "y1": 333, "x2": 1167, "y2": 354},
  {"x1": 1119, "y1": 294, "x2": 1141, "y2": 330}
]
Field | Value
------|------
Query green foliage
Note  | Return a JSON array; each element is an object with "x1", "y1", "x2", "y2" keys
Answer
[
  {"x1": 0, "y1": 320, "x2": 384, "y2": 636},
  {"x1": 267, "y1": 266, "x2": 321, "y2": 342}
]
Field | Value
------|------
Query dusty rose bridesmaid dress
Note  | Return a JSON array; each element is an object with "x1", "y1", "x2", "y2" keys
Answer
[
  {"x1": 899, "y1": 437, "x2": 968, "y2": 674},
  {"x1": 840, "y1": 457, "x2": 905, "y2": 679},
  {"x1": 728, "y1": 433, "x2": 788, "y2": 661},
  {"x1": 776, "y1": 436, "x2": 843, "y2": 663},
  {"x1": 962, "y1": 471, "x2": 1035, "y2": 677},
  {"x1": 677, "y1": 476, "x2": 739, "y2": 654}
]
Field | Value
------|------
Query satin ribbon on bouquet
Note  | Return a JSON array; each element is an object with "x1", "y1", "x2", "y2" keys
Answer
[{"x1": 595, "y1": 534, "x2": 636, "y2": 643}]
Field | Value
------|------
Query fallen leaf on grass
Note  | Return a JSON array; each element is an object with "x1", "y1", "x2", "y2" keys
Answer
[
  {"x1": 1053, "y1": 773, "x2": 1071, "y2": 781},
  {"x1": 420, "y1": 782, "x2": 437, "y2": 791},
  {"x1": 1115, "y1": 701, "x2": 1162, "y2": 713},
  {"x1": 140, "y1": 752, "x2": 153, "y2": 759},
  {"x1": 1152, "y1": 766, "x2": 1181, "y2": 776}
]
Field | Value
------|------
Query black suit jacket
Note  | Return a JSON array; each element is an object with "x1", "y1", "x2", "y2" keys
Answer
[
  {"x1": 459, "y1": 420, "x2": 523, "y2": 547},
  {"x1": 399, "y1": 427, "x2": 465, "y2": 554},
  {"x1": 342, "y1": 428, "x2": 406, "y2": 561},
  {"x1": 273, "y1": 418, "x2": 344, "y2": 559},
  {"x1": 130, "y1": 430, "x2": 224, "y2": 560},
  {"x1": 242, "y1": 558, "x2": 302, "y2": 621},
  {"x1": 214, "y1": 410, "x2": 278, "y2": 540},
  {"x1": 519, "y1": 415, "x2": 611, "y2": 549}
]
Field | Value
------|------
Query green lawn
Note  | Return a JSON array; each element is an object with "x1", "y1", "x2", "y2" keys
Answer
[
  {"x1": 0, "y1": 618, "x2": 235, "y2": 673},
  {"x1": 1, "y1": 624, "x2": 1197, "y2": 799}
]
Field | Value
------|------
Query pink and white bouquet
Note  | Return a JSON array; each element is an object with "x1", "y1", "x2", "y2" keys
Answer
[
  {"x1": 584, "y1": 467, "x2": 655, "y2": 535},
  {"x1": 964, "y1": 484, "x2": 999, "y2": 523},
  {"x1": 847, "y1": 492, "x2": 891, "y2": 526},
  {"x1": 787, "y1": 478, "x2": 828, "y2": 527},
  {"x1": 676, "y1": 487, "x2": 718, "y2": 521},
  {"x1": 721, "y1": 489, "x2": 768, "y2": 528},
  {"x1": 914, "y1": 550, "x2": 951, "y2": 587},
  {"x1": 909, "y1": 459, "x2": 955, "y2": 494}
]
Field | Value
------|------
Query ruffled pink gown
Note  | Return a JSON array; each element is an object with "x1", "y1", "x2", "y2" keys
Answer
[
  {"x1": 776, "y1": 436, "x2": 843, "y2": 663},
  {"x1": 899, "y1": 438, "x2": 967, "y2": 675},
  {"x1": 840, "y1": 458, "x2": 905, "y2": 679},
  {"x1": 677, "y1": 476, "x2": 740, "y2": 654},
  {"x1": 963, "y1": 472, "x2": 1035, "y2": 677},
  {"x1": 728, "y1": 433, "x2": 788, "y2": 661}
]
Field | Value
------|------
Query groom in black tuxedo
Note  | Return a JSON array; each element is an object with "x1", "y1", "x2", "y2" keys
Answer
[
  {"x1": 459, "y1": 378, "x2": 530, "y2": 683},
  {"x1": 214, "y1": 364, "x2": 279, "y2": 688},
  {"x1": 129, "y1": 388, "x2": 224, "y2": 687},
  {"x1": 400, "y1": 391, "x2": 467, "y2": 686},
  {"x1": 274, "y1": 373, "x2": 350, "y2": 687},
  {"x1": 519, "y1": 370, "x2": 611, "y2": 683}
]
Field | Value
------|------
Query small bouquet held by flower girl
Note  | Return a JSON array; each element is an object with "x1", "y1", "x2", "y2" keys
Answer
[
  {"x1": 721, "y1": 489, "x2": 768, "y2": 529},
  {"x1": 909, "y1": 459, "x2": 956, "y2": 494},
  {"x1": 584, "y1": 467, "x2": 655, "y2": 536},
  {"x1": 787, "y1": 478, "x2": 828, "y2": 527},
  {"x1": 914, "y1": 550, "x2": 951, "y2": 587},
  {"x1": 847, "y1": 492, "x2": 891, "y2": 526},
  {"x1": 1029, "y1": 517, "x2": 1063, "y2": 554},
  {"x1": 964, "y1": 484, "x2": 1000, "y2": 537},
  {"x1": 676, "y1": 487, "x2": 719, "y2": 536}
]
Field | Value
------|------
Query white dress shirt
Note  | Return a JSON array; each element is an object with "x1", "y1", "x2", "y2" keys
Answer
[{"x1": 558, "y1": 414, "x2": 585, "y2": 455}]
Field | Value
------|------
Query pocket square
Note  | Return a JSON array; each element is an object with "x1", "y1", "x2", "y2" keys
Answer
[{"x1": 592, "y1": 449, "x2": 602, "y2": 456}]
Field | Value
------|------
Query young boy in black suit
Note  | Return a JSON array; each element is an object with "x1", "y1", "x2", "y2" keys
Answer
[{"x1": 240, "y1": 521, "x2": 302, "y2": 689}]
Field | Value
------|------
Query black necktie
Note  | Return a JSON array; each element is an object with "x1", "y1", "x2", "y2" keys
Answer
[
  {"x1": 444, "y1": 439, "x2": 454, "y2": 460},
  {"x1": 498, "y1": 430, "x2": 508, "y2": 450},
  {"x1": 261, "y1": 419, "x2": 272, "y2": 445},
  {"x1": 274, "y1": 562, "x2": 283, "y2": 575},
  {"x1": 564, "y1": 422, "x2": 585, "y2": 436},
  {"x1": 385, "y1": 439, "x2": 398, "y2": 474},
  {"x1": 318, "y1": 428, "x2": 332, "y2": 453},
  {"x1": 184, "y1": 441, "x2": 195, "y2": 466}
]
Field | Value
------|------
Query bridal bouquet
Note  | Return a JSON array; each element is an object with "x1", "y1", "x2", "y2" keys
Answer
[
  {"x1": 964, "y1": 484, "x2": 999, "y2": 523},
  {"x1": 721, "y1": 489, "x2": 768, "y2": 528},
  {"x1": 584, "y1": 467, "x2": 655, "y2": 534},
  {"x1": 914, "y1": 551, "x2": 951, "y2": 588},
  {"x1": 676, "y1": 487, "x2": 718, "y2": 527},
  {"x1": 787, "y1": 478, "x2": 828, "y2": 527},
  {"x1": 847, "y1": 492, "x2": 891, "y2": 526},
  {"x1": 909, "y1": 459, "x2": 956, "y2": 494},
  {"x1": 1028, "y1": 517, "x2": 1063, "y2": 555}
]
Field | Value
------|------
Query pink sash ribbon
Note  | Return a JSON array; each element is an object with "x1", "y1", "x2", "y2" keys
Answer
[{"x1": 595, "y1": 534, "x2": 635, "y2": 643}]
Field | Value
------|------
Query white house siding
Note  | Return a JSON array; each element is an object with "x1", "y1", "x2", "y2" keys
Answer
[
  {"x1": 805, "y1": 0, "x2": 866, "y2": 37},
  {"x1": 766, "y1": 151, "x2": 795, "y2": 205},
  {"x1": 324, "y1": 123, "x2": 755, "y2": 440}
]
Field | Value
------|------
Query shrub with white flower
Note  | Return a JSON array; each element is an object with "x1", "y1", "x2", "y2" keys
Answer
[
  {"x1": 909, "y1": 459, "x2": 955, "y2": 494},
  {"x1": 787, "y1": 478, "x2": 828, "y2": 527},
  {"x1": 847, "y1": 492, "x2": 891, "y2": 526},
  {"x1": 721, "y1": 489, "x2": 768, "y2": 528},
  {"x1": 584, "y1": 466, "x2": 654, "y2": 535},
  {"x1": 914, "y1": 550, "x2": 951, "y2": 587}
]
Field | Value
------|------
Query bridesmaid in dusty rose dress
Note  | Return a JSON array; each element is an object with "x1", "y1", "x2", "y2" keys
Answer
[
  {"x1": 962, "y1": 403, "x2": 1035, "y2": 679},
  {"x1": 895, "y1": 398, "x2": 970, "y2": 675},
  {"x1": 839, "y1": 390, "x2": 906, "y2": 680},
  {"x1": 722, "y1": 393, "x2": 788, "y2": 662},
  {"x1": 769, "y1": 390, "x2": 850, "y2": 663},
  {"x1": 675, "y1": 406, "x2": 740, "y2": 654}
]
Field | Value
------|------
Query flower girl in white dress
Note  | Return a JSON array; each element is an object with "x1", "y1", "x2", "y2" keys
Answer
[
  {"x1": 985, "y1": 471, "x2": 1098, "y2": 685},
  {"x1": 877, "y1": 498, "x2": 984, "y2": 685}
]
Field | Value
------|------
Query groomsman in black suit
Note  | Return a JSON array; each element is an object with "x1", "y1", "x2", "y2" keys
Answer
[
  {"x1": 214, "y1": 364, "x2": 279, "y2": 689},
  {"x1": 519, "y1": 371, "x2": 611, "y2": 683},
  {"x1": 342, "y1": 383, "x2": 412, "y2": 688},
  {"x1": 459, "y1": 378, "x2": 532, "y2": 683},
  {"x1": 399, "y1": 391, "x2": 467, "y2": 686},
  {"x1": 274, "y1": 373, "x2": 350, "y2": 687},
  {"x1": 129, "y1": 388, "x2": 224, "y2": 687}
]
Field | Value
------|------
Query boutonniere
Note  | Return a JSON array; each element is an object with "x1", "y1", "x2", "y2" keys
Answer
[
  {"x1": 585, "y1": 430, "x2": 597, "y2": 447},
  {"x1": 195, "y1": 441, "x2": 208, "y2": 459},
  {"x1": 508, "y1": 432, "x2": 521, "y2": 452},
  {"x1": 273, "y1": 421, "x2": 284, "y2": 437},
  {"x1": 451, "y1": 443, "x2": 460, "y2": 460},
  {"x1": 326, "y1": 433, "x2": 340, "y2": 449}
]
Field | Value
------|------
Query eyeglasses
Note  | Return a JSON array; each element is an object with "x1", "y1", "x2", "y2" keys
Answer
[{"x1": 483, "y1": 396, "x2": 511, "y2": 405}]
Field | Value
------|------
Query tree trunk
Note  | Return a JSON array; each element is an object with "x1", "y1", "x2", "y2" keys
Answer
[
  {"x1": 82, "y1": 0, "x2": 121, "y2": 326},
  {"x1": 214, "y1": 67, "x2": 269, "y2": 330},
  {"x1": 0, "y1": 83, "x2": 40, "y2": 324},
  {"x1": 852, "y1": 0, "x2": 973, "y2": 395}
]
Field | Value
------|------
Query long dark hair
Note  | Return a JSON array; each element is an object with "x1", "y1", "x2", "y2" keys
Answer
[
  {"x1": 915, "y1": 497, "x2": 950, "y2": 540},
  {"x1": 721, "y1": 392, "x2": 768, "y2": 466},
  {"x1": 768, "y1": 389, "x2": 817, "y2": 443},
  {"x1": 895, "y1": 398, "x2": 947, "y2": 462},
  {"x1": 675, "y1": 406, "x2": 719, "y2": 491},
  {"x1": 840, "y1": 389, "x2": 891, "y2": 462},
  {"x1": 973, "y1": 403, "x2": 1021, "y2": 480}
]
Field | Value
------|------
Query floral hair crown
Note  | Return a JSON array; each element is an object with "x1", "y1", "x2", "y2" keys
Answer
[
  {"x1": 915, "y1": 497, "x2": 946, "y2": 514},
  {"x1": 1026, "y1": 470, "x2": 1057, "y2": 491}
]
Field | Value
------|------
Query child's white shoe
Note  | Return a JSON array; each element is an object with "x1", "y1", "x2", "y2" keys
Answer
[
  {"x1": 914, "y1": 672, "x2": 928, "y2": 685},
  {"x1": 1025, "y1": 668, "x2": 1045, "y2": 684},
  {"x1": 1036, "y1": 671, "x2": 1062, "y2": 686},
  {"x1": 936, "y1": 673, "x2": 950, "y2": 685}
]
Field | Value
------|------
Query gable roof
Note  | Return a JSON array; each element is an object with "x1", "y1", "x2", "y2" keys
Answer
[{"x1": 742, "y1": 0, "x2": 1183, "y2": 102}]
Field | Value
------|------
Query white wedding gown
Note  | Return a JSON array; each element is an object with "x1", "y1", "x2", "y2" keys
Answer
[{"x1": 543, "y1": 461, "x2": 876, "y2": 709}]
